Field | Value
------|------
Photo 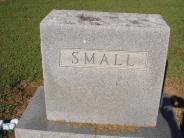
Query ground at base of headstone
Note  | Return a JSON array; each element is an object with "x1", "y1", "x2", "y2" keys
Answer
[
  {"x1": 1, "y1": 78, "x2": 184, "y2": 138},
  {"x1": 165, "y1": 78, "x2": 184, "y2": 130},
  {"x1": 0, "y1": 80, "x2": 42, "y2": 120},
  {"x1": 1, "y1": 80, "x2": 42, "y2": 138}
]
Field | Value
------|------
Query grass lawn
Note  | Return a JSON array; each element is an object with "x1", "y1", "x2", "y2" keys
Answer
[{"x1": 0, "y1": 0, "x2": 184, "y2": 117}]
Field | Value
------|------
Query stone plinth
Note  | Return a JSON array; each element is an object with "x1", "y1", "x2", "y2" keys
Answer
[{"x1": 15, "y1": 87, "x2": 182, "y2": 138}]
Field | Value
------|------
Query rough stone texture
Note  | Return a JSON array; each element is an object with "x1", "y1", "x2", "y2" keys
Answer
[
  {"x1": 40, "y1": 10, "x2": 170, "y2": 126},
  {"x1": 15, "y1": 87, "x2": 182, "y2": 138}
]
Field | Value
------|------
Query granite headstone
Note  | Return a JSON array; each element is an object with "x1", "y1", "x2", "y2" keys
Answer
[{"x1": 40, "y1": 10, "x2": 170, "y2": 127}]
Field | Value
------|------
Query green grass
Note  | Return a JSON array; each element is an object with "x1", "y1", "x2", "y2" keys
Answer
[{"x1": 0, "y1": 0, "x2": 184, "y2": 99}]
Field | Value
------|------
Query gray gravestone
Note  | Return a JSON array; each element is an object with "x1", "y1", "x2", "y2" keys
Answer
[{"x1": 40, "y1": 10, "x2": 170, "y2": 127}]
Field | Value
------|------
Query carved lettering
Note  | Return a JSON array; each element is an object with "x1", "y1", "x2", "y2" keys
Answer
[
  {"x1": 60, "y1": 49, "x2": 147, "y2": 69},
  {"x1": 127, "y1": 54, "x2": 134, "y2": 66},
  {"x1": 100, "y1": 54, "x2": 109, "y2": 65},
  {"x1": 85, "y1": 53, "x2": 95, "y2": 64},
  {"x1": 72, "y1": 52, "x2": 79, "y2": 64},
  {"x1": 114, "y1": 54, "x2": 122, "y2": 65}
]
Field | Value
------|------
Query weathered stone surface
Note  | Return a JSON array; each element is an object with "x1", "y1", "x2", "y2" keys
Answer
[
  {"x1": 40, "y1": 10, "x2": 170, "y2": 126},
  {"x1": 15, "y1": 87, "x2": 182, "y2": 138}
]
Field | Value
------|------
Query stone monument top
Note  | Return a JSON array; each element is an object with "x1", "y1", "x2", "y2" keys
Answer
[{"x1": 41, "y1": 10, "x2": 169, "y2": 29}]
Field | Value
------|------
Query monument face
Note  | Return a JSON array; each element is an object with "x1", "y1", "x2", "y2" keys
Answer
[{"x1": 40, "y1": 10, "x2": 170, "y2": 126}]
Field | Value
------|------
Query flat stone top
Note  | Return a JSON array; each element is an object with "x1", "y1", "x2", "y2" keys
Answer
[{"x1": 41, "y1": 9, "x2": 169, "y2": 29}]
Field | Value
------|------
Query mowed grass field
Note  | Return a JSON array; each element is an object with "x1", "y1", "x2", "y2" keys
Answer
[{"x1": 0, "y1": 0, "x2": 184, "y2": 114}]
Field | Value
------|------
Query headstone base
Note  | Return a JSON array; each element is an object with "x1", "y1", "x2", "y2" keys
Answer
[{"x1": 15, "y1": 87, "x2": 182, "y2": 138}]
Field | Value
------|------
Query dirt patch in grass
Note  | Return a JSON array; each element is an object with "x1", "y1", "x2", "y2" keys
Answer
[
  {"x1": 165, "y1": 78, "x2": 184, "y2": 97},
  {"x1": 1, "y1": 80, "x2": 42, "y2": 138},
  {"x1": 1, "y1": 80, "x2": 42, "y2": 120},
  {"x1": 164, "y1": 78, "x2": 184, "y2": 128}
]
